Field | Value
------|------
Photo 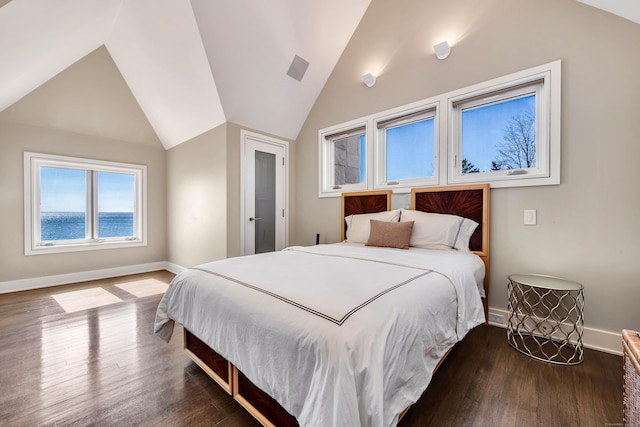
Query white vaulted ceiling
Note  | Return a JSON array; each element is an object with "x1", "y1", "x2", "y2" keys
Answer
[
  {"x1": 0, "y1": 0, "x2": 637, "y2": 149},
  {"x1": 0, "y1": 0, "x2": 370, "y2": 149}
]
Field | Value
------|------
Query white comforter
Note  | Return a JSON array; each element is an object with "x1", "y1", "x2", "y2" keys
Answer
[{"x1": 154, "y1": 243, "x2": 485, "y2": 427}]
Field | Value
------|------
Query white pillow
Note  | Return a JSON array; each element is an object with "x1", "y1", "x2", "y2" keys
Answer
[
  {"x1": 345, "y1": 209, "x2": 401, "y2": 243},
  {"x1": 454, "y1": 218, "x2": 480, "y2": 252},
  {"x1": 399, "y1": 208, "x2": 464, "y2": 250}
]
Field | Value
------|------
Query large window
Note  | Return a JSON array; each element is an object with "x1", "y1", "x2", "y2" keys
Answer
[
  {"x1": 25, "y1": 152, "x2": 147, "y2": 255},
  {"x1": 448, "y1": 61, "x2": 559, "y2": 186},
  {"x1": 318, "y1": 60, "x2": 560, "y2": 197}
]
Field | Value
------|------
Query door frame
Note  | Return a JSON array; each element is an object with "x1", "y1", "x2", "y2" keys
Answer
[{"x1": 240, "y1": 129, "x2": 290, "y2": 255}]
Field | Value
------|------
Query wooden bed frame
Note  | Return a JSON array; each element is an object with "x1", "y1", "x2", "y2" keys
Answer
[{"x1": 183, "y1": 184, "x2": 490, "y2": 427}]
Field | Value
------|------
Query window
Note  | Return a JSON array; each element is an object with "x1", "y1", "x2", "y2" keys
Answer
[
  {"x1": 319, "y1": 123, "x2": 368, "y2": 195},
  {"x1": 24, "y1": 152, "x2": 147, "y2": 255},
  {"x1": 319, "y1": 60, "x2": 560, "y2": 197},
  {"x1": 375, "y1": 107, "x2": 437, "y2": 188},
  {"x1": 448, "y1": 61, "x2": 560, "y2": 187}
]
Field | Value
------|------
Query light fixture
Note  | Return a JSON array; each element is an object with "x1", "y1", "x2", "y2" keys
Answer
[
  {"x1": 362, "y1": 72, "x2": 376, "y2": 88},
  {"x1": 433, "y1": 41, "x2": 451, "y2": 60}
]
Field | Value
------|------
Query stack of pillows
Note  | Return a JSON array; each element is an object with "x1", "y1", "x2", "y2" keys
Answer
[{"x1": 344, "y1": 209, "x2": 478, "y2": 251}]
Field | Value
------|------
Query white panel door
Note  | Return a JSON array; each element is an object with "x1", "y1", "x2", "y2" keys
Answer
[{"x1": 242, "y1": 132, "x2": 287, "y2": 255}]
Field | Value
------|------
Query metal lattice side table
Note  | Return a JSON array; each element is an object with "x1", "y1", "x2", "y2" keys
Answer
[{"x1": 507, "y1": 274, "x2": 584, "y2": 365}]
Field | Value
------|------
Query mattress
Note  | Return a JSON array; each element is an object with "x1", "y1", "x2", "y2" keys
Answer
[{"x1": 154, "y1": 243, "x2": 485, "y2": 427}]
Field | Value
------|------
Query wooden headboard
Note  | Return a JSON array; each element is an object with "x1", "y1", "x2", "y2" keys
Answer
[
  {"x1": 412, "y1": 184, "x2": 490, "y2": 316},
  {"x1": 341, "y1": 190, "x2": 392, "y2": 240},
  {"x1": 341, "y1": 185, "x2": 490, "y2": 318},
  {"x1": 411, "y1": 184, "x2": 489, "y2": 257}
]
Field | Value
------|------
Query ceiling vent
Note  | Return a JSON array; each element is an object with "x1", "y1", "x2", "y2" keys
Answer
[{"x1": 286, "y1": 54, "x2": 310, "y2": 82}]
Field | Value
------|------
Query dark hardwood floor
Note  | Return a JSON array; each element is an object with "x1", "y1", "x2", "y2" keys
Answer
[{"x1": 0, "y1": 271, "x2": 623, "y2": 426}]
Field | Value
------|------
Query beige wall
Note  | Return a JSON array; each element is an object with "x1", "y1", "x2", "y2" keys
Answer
[
  {"x1": 0, "y1": 43, "x2": 167, "y2": 284},
  {"x1": 166, "y1": 122, "x2": 295, "y2": 264},
  {"x1": 0, "y1": 46, "x2": 162, "y2": 149},
  {"x1": 166, "y1": 121, "x2": 295, "y2": 267},
  {"x1": 294, "y1": 0, "x2": 640, "y2": 334},
  {"x1": 0, "y1": 121, "x2": 167, "y2": 282},
  {"x1": 226, "y1": 122, "x2": 242, "y2": 258},
  {"x1": 166, "y1": 124, "x2": 228, "y2": 268}
]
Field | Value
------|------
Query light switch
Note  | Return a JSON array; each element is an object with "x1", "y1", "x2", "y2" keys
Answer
[{"x1": 524, "y1": 209, "x2": 537, "y2": 225}]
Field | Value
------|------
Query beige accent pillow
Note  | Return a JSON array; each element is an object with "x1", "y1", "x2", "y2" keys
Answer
[
  {"x1": 345, "y1": 209, "x2": 401, "y2": 243},
  {"x1": 399, "y1": 208, "x2": 463, "y2": 250},
  {"x1": 365, "y1": 220, "x2": 414, "y2": 250}
]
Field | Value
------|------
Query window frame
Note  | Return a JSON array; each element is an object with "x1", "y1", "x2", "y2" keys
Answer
[
  {"x1": 318, "y1": 120, "x2": 369, "y2": 197},
  {"x1": 24, "y1": 152, "x2": 147, "y2": 255},
  {"x1": 447, "y1": 61, "x2": 560, "y2": 187},
  {"x1": 318, "y1": 60, "x2": 561, "y2": 197},
  {"x1": 373, "y1": 104, "x2": 439, "y2": 190}
]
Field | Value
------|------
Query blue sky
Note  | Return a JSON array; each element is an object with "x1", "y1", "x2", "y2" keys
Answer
[
  {"x1": 386, "y1": 119, "x2": 434, "y2": 180},
  {"x1": 40, "y1": 167, "x2": 134, "y2": 212},
  {"x1": 461, "y1": 95, "x2": 535, "y2": 172}
]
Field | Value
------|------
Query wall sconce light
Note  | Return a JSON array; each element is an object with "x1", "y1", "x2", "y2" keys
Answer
[
  {"x1": 362, "y1": 72, "x2": 377, "y2": 88},
  {"x1": 433, "y1": 41, "x2": 451, "y2": 60}
]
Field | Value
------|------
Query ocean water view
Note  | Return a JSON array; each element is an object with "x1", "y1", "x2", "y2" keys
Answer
[{"x1": 41, "y1": 212, "x2": 134, "y2": 241}]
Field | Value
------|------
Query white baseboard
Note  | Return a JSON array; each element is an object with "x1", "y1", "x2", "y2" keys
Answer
[
  {"x1": 0, "y1": 262, "x2": 171, "y2": 294},
  {"x1": 488, "y1": 307, "x2": 622, "y2": 356},
  {"x1": 582, "y1": 327, "x2": 623, "y2": 356},
  {"x1": 165, "y1": 262, "x2": 186, "y2": 275}
]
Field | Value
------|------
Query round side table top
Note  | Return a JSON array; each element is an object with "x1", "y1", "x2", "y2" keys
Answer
[{"x1": 508, "y1": 273, "x2": 583, "y2": 291}]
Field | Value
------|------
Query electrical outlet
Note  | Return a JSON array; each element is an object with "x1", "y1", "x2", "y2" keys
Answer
[{"x1": 488, "y1": 312, "x2": 505, "y2": 325}]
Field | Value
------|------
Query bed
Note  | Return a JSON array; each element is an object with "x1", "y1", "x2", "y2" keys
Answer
[{"x1": 154, "y1": 184, "x2": 490, "y2": 427}]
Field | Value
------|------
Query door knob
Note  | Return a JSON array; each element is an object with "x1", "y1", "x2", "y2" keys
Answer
[{"x1": 249, "y1": 217, "x2": 262, "y2": 221}]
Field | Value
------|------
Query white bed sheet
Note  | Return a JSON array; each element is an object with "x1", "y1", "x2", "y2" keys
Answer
[{"x1": 154, "y1": 243, "x2": 485, "y2": 427}]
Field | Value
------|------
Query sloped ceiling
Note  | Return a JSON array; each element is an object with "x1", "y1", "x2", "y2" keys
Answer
[
  {"x1": 0, "y1": 0, "x2": 370, "y2": 149},
  {"x1": 577, "y1": 0, "x2": 640, "y2": 25},
  {"x1": 0, "y1": 0, "x2": 637, "y2": 150}
]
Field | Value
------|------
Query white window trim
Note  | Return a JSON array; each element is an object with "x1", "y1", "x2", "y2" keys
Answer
[
  {"x1": 373, "y1": 103, "x2": 440, "y2": 190},
  {"x1": 318, "y1": 119, "x2": 370, "y2": 197},
  {"x1": 447, "y1": 60, "x2": 561, "y2": 187},
  {"x1": 318, "y1": 60, "x2": 561, "y2": 197},
  {"x1": 24, "y1": 152, "x2": 147, "y2": 255}
]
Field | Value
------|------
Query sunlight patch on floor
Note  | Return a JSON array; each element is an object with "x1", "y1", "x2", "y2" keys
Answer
[
  {"x1": 115, "y1": 279, "x2": 169, "y2": 298},
  {"x1": 52, "y1": 288, "x2": 123, "y2": 313}
]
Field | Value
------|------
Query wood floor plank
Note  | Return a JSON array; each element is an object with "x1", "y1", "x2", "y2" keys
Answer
[
  {"x1": 0, "y1": 270, "x2": 623, "y2": 426},
  {"x1": 400, "y1": 323, "x2": 623, "y2": 427}
]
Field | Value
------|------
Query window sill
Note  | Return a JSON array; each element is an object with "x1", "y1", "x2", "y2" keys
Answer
[{"x1": 25, "y1": 239, "x2": 147, "y2": 256}]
